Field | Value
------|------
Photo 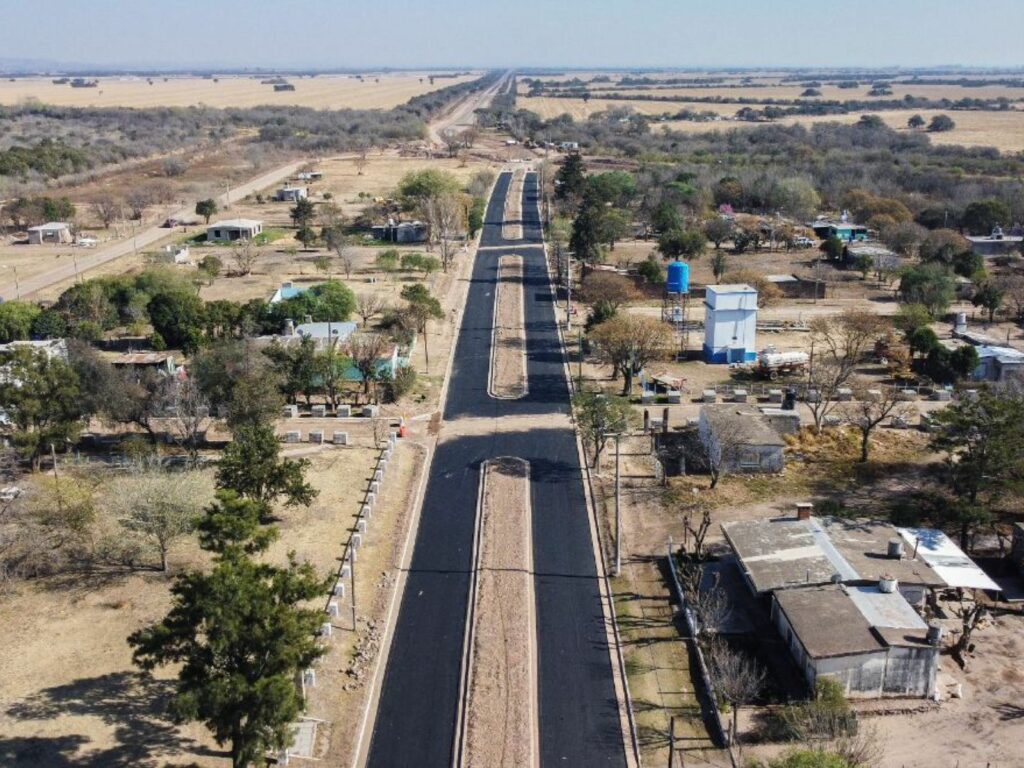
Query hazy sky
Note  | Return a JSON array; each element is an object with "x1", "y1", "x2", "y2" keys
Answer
[{"x1": 2, "y1": 0, "x2": 1023, "y2": 70}]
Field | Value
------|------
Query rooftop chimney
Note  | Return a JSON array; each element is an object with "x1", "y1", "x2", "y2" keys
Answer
[
  {"x1": 887, "y1": 538, "x2": 905, "y2": 560},
  {"x1": 796, "y1": 502, "x2": 813, "y2": 521}
]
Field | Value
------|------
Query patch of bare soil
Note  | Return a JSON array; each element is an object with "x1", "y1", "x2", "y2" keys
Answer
[
  {"x1": 489, "y1": 255, "x2": 526, "y2": 399},
  {"x1": 464, "y1": 457, "x2": 537, "y2": 768},
  {"x1": 502, "y1": 170, "x2": 524, "y2": 241}
]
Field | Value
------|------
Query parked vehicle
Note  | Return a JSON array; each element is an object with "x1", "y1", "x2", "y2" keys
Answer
[{"x1": 756, "y1": 347, "x2": 810, "y2": 380}]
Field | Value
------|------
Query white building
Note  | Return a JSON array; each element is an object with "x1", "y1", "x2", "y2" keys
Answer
[
  {"x1": 275, "y1": 186, "x2": 308, "y2": 202},
  {"x1": 703, "y1": 284, "x2": 757, "y2": 363},
  {"x1": 206, "y1": 219, "x2": 263, "y2": 243},
  {"x1": 27, "y1": 222, "x2": 72, "y2": 245}
]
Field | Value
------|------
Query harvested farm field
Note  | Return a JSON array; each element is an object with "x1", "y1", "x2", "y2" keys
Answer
[{"x1": 0, "y1": 73, "x2": 479, "y2": 110}]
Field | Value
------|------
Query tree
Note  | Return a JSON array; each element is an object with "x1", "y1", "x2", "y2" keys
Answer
[
  {"x1": 707, "y1": 639, "x2": 765, "y2": 753},
  {"x1": 704, "y1": 218, "x2": 733, "y2": 250},
  {"x1": 806, "y1": 311, "x2": 887, "y2": 432},
  {"x1": 356, "y1": 293, "x2": 385, "y2": 327},
  {"x1": 898, "y1": 263, "x2": 955, "y2": 318},
  {"x1": 196, "y1": 198, "x2": 218, "y2": 224},
  {"x1": 262, "y1": 335, "x2": 320, "y2": 406},
  {"x1": 375, "y1": 249, "x2": 400, "y2": 278},
  {"x1": 658, "y1": 227, "x2": 706, "y2": 261},
  {"x1": 571, "y1": 391, "x2": 632, "y2": 468},
  {"x1": 216, "y1": 424, "x2": 317, "y2": 515},
  {"x1": 880, "y1": 221, "x2": 926, "y2": 256},
  {"x1": 148, "y1": 289, "x2": 207, "y2": 353},
  {"x1": 330, "y1": 233, "x2": 357, "y2": 279},
  {"x1": 585, "y1": 171, "x2": 637, "y2": 208},
  {"x1": 401, "y1": 283, "x2": 444, "y2": 369},
  {"x1": 0, "y1": 348, "x2": 86, "y2": 470},
  {"x1": 114, "y1": 469, "x2": 208, "y2": 571},
  {"x1": 579, "y1": 272, "x2": 637, "y2": 318},
  {"x1": 919, "y1": 229, "x2": 970, "y2": 265},
  {"x1": 295, "y1": 226, "x2": 318, "y2": 250},
  {"x1": 91, "y1": 195, "x2": 123, "y2": 228},
  {"x1": 467, "y1": 197, "x2": 486, "y2": 239},
  {"x1": 819, "y1": 236, "x2": 844, "y2": 261},
  {"x1": 129, "y1": 491, "x2": 328, "y2": 768},
  {"x1": 163, "y1": 376, "x2": 211, "y2": 466},
  {"x1": 589, "y1": 314, "x2": 673, "y2": 396},
  {"x1": 289, "y1": 197, "x2": 316, "y2": 228},
  {"x1": 972, "y1": 281, "x2": 1004, "y2": 324},
  {"x1": 907, "y1": 114, "x2": 926, "y2": 129},
  {"x1": 1003, "y1": 274, "x2": 1024, "y2": 323},
  {"x1": 423, "y1": 192, "x2": 466, "y2": 273},
  {"x1": 843, "y1": 384, "x2": 913, "y2": 462},
  {"x1": 554, "y1": 152, "x2": 586, "y2": 205},
  {"x1": 0, "y1": 302, "x2": 41, "y2": 343},
  {"x1": 125, "y1": 187, "x2": 154, "y2": 221},
  {"x1": 315, "y1": 338, "x2": 351, "y2": 409},
  {"x1": 928, "y1": 389, "x2": 1024, "y2": 549},
  {"x1": 962, "y1": 198, "x2": 1011, "y2": 236},
  {"x1": 395, "y1": 169, "x2": 462, "y2": 212},
  {"x1": 569, "y1": 202, "x2": 604, "y2": 262},
  {"x1": 711, "y1": 251, "x2": 728, "y2": 283},
  {"x1": 192, "y1": 340, "x2": 283, "y2": 432},
  {"x1": 927, "y1": 114, "x2": 956, "y2": 133},
  {"x1": 595, "y1": 207, "x2": 631, "y2": 251},
  {"x1": 231, "y1": 242, "x2": 258, "y2": 276},
  {"x1": 347, "y1": 332, "x2": 391, "y2": 398},
  {"x1": 198, "y1": 254, "x2": 223, "y2": 284}
]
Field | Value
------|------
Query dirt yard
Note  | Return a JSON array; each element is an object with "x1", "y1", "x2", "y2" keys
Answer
[
  {"x1": 0, "y1": 441, "x2": 383, "y2": 767},
  {"x1": 464, "y1": 457, "x2": 537, "y2": 768},
  {"x1": 0, "y1": 73, "x2": 479, "y2": 110},
  {"x1": 490, "y1": 255, "x2": 526, "y2": 399}
]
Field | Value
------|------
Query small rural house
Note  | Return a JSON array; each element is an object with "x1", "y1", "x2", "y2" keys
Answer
[
  {"x1": 703, "y1": 284, "x2": 758, "y2": 363},
  {"x1": 371, "y1": 220, "x2": 428, "y2": 244},
  {"x1": 284, "y1": 319, "x2": 358, "y2": 344},
  {"x1": 772, "y1": 584, "x2": 939, "y2": 698},
  {"x1": 0, "y1": 338, "x2": 68, "y2": 361},
  {"x1": 110, "y1": 351, "x2": 177, "y2": 376},
  {"x1": 206, "y1": 219, "x2": 263, "y2": 243},
  {"x1": 811, "y1": 219, "x2": 868, "y2": 243},
  {"x1": 27, "y1": 222, "x2": 73, "y2": 244},
  {"x1": 697, "y1": 405, "x2": 785, "y2": 474},
  {"x1": 154, "y1": 244, "x2": 191, "y2": 265},
  {"x1": 972, "y1": 345, "x2": 1024, "y2": 382},
  {"x1": 296, "y1": 171, "x2": 323, "y2": 182},
  {"x1": 275, "y1": 186, "x2": 308, "y2": 202},
  {"x1": 967, "y1": 226, "x2": 1023, "y2": 257}
]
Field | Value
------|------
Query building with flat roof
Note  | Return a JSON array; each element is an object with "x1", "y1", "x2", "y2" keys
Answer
[
  {"x1": 276, "y1": 186, "x2": 308, "y2": 202},
  {"x1": 703, "y1": 284, "x2": 757, "y2": 363},
  {"x1": 966, "y1": 226, "x2": 1023, "y2": 257},
  {"x1": 698, "y1": 405, "x2": 785, "y2": 475},
  {"x1": 27, "y1": 222, "x2": 72, "y2": 245},
  {"x1": 207, "y1": 219, "x2": 263, "y2": 243},
  {"x1": 773, "y1": 584, "x2": 938, "y2": 698}
]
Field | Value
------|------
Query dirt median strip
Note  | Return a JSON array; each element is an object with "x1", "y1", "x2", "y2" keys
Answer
[
  {"x1": 502, "y1": 170, "x2": 524, "y2": 241},
  {"x1": 488, "y1": 254, "x2": 527, "y2": 399},
  {"x1": 463, "y1": 456, "x2": 538, "y2": 768}
]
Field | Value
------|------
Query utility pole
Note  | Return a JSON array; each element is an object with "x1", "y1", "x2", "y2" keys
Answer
[
  {"x1": 12, "y1": 266, "x2": 20, "y2": 300},
  {"x1": 577, "y1": 328, "x2": 584, "y2": 387},
  {"x1": 566, "y1": 249, "x2": 573, "y2": 330},
  {"x1": 668, "y1": 715, "x2": 677, "y2": 768}
]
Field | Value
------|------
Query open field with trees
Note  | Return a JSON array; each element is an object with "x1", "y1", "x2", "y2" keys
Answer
[{"x1": 0, "y1": 73, "x2": 480, "y2": 110}]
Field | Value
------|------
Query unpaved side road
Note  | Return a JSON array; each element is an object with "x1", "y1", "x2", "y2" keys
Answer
[
  {"x1": 502, "y1": 169, "x2": 524, "y2": 241},
  {"x1": 463, "y1": 456, "x2": 538, "y2": 768},
  {"x1": 489, "y1": 254, "x2": 527, "y2": 399}
]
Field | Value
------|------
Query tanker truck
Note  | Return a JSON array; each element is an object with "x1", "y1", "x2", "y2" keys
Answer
[{"x1": 756, "y1": 347, "x2": 810, "y2": 380}]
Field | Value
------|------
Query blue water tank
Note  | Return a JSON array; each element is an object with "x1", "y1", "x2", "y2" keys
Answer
[{"x1": 666, "y1": 260, "x2": 689, "y2": 294}]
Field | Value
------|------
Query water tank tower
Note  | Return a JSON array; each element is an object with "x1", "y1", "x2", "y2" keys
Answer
[{"x1": 666, "y1": 260, "x2": 690, "y2": 294}]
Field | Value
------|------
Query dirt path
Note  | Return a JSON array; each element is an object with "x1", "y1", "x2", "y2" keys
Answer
[
  {"x1": 463, "y1": 457, "x2": 538, "y2": 768},
  {"x1": 489, "y1": 255, "x2": 527, "y2": 399},
  {"x1": 502, "y1": 170, "x2": 524, "y2": 241}
]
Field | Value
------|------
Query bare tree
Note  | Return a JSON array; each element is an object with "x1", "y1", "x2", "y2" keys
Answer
[
  {"x1": 231, "y1": 242, "x2": 258, "y2": 276},
  {"x1": 707, "y1": 639, "x2": 765, "y2": 753},
  {"x1": 423, "y1": 192, "x2": 465, "y2": 273},
  {"x1": 442, "y1": 131, "x2": 463, "y2": 158},
  {"x1": 125, "y1": 187, "x2": 154, "y2": 221},
  {"x1": 952, "y1": 599, "x2": 987, "y2": 670},
  {"x1": 91, "y1": 195, "x2": 123, "y2": 228},
  {"x1": 683, "y1": 502, "x2": 714, "y2": 560},
  {"x1": 356, "y1": 294, "x2": 385, "y2": 328},
  {"x1": 161, "y1": 378, "x2": 210, "y2": 466},
  {"x1": 347, "y1": 333, "x2": 390, "y2": 400},
  {"x1": 332, "y1": 235, "x2": 357, "y2": 279},
  {"x1": 843, "y1": 384, "x2": 914, "y2": 462},
  {"x1": 695, "y1": 412, "x2": 753, "y2": 489}
]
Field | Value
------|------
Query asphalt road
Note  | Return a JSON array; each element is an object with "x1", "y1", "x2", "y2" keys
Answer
[{"x1": 366, "y1": 172, "x2": 626, "y2": 767}]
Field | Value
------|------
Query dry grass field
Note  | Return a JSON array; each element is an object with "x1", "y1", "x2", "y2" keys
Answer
[
  {"x1": 582, "y1": 83, "x2": 1024, "y2": 102},
  {"x1": 0, "y1": 73, "x2": 479, "y2": 110},
  {"x1": 519, "y1": 96, "x2": 754, "y2": 119}
]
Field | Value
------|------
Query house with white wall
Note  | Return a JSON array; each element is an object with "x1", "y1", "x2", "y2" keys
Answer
[{"x1": 703, "y1": 284, "x2": 757, "y2": 363}]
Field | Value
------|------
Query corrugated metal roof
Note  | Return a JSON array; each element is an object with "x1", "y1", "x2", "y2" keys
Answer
[{"x1": 898, "y1": 527, "x2": 1001, "y2": 591}]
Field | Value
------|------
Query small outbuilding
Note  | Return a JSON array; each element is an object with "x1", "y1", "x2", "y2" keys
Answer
[
  {"x1": 967, "y1": 226, "x2": 1023, "y2": 257},
  {"x1": 276, "y1": 186, "x2": 308, "y2": 202},
  {"x1": 371, "y1": 220, "x2": 428, "y2": 244},
  {"x1": 207, "y1": 219, "x2": 263, "y2": 243},
  {"x1": 811, "y1": 219, "x2": 868, "y2": 243},
  {"x1": 27, "y1": 222, "x2": 73, "y2": 244},
  {"x1": 698, "y1": 404, "x2": 785, "y2": 475}
]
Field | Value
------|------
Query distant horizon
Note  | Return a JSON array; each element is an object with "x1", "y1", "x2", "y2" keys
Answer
[{"x1": 2, "y1": 1, "x2": 1022, "y2": 72}]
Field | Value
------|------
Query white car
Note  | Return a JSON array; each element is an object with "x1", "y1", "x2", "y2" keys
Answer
[
  {"x1": 76, "y1": 237, "x2": 98, "y2": 248},
  {"x1": 793, "y1": 236, "x2": 815, "y2": 248}
]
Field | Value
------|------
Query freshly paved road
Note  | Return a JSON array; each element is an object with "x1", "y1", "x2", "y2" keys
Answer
[{"x1": 365, "y1": 172, "x2": 626, "y2": 767}]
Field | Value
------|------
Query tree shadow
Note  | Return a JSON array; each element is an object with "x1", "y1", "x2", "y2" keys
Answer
[
  {"x1": 994, "y1": 702, "x2": 1024, "y2": 721},
  {"x1": 4, "y1": 671, "x2": 220, "y2": 767}
]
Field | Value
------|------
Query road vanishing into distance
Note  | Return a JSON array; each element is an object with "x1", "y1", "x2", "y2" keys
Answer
[{"x1": 365, "y1": 172, "x2": 627, "y2": 767}]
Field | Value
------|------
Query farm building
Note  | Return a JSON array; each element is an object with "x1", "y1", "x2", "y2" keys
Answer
[
  {"x1": 110, "y1": 351, "x2": 177, "y2": 376},
  {"x1": 269, "y1": 281, "x2": 307, "y2": 304},
  {"x1": 26, "y1": 222, "x2": 72, "y2": 244},
  {"x1": 206, "y1": 219, "x2": 263, "y2": 242},
  {"x1": 698, "y1": 405, "x2": 785, "y2": 475},
  {"x1": 966, "y1": 226, "x2": 1023, "y2": 257},
  {"x1": 276, "y1": 186, "x2": 308, "y2": 202},
  {"x1": 372, "y1": 220, "x2": 428, "y2": 244},
  {"x1": 703, "y1": 284, "x2": 757, "y2": 363},
  {"x1": 972, "y1": 345, "x2": 1024, "y2": 382},
  {"x1": 283, "y1": 319, "x2": 358, "y2": 344},
  {"x1": 772, "y1": 584, "x2": 939, "y2": 698},
  {"x1": 811, "y1": 219, "x2": 868, "y2": 242}
]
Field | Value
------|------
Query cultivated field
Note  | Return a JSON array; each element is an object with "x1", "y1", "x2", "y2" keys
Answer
[{"x1": 0, "y1": 73, "x2": 480, "y2": 110}]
